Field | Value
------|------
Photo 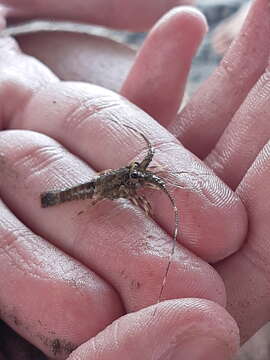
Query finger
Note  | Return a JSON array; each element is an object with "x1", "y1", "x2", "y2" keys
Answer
[
  {"x1": 16, "y1": 31, "x2": 135, "y2": 93},
  {"x1": 0, "y1": 130, "x2": 226, "y2": 311},
  {"x1": 121, "y1": 7, "x2": 207, "y2": 127},
  {"x1": 216, "y1": 141, "x2": 270, "y2": 343},
  {"x1": 68, "y1": 299, "x2": 239, "y2": 360},
  {"x1": 0, "y1": 199, "x2": 122, "y2": 358},
  {"x1": 2, "y1": 0, "x2": 195, "y2": 31},
  {"x1": 206, "y1": 61, "x2": 270, "y2": 189},
  {"x1": 0, "y1": 36, "x2": 58, "y2": 132},
  {"x1": 8, "y1": 80, "x2": 247, "y2": 262},
  {"x1": 171, "y1": 0, "x2": 270, "y2": 158}
]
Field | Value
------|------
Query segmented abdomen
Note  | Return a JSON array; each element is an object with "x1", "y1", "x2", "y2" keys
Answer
[{"x1": 41, "y1": 181, "x2": 95, "y2": 208}]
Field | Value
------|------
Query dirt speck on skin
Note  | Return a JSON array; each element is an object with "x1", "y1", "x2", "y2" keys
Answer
[
  {"x1": 51, "y1": 339, "x2": 61, "y2": 356},
  {"x1": 130, "y1": 279, "x2": 141, "y2": 290},
  {"x1": 120, "y1": 270, "x2": 142, "y2": 290},
  {"x1": 0, "y1": 320, "x2": 47, "y2": 360},
  {"x1": 13, "y1": 316, "x2": 21, "y2": 327},
  {"x1": 50, "y1": 338, "x2": 77, "y2": 357}
]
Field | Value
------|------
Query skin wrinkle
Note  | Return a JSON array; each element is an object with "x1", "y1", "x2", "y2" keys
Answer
[
  {"x1": 206, "y1": 67, "x2": 270, "y2": 188},
  {"x1": 12, "y1": 146, "x2": 66, "y2": 178},
  {"x1": 0, "y1": 216, "x2": 83, "y2": 285},
  {"x1": 144, "y1": 142, "x2": 238, "y2": 209},
  {"x1": 0, "y1": 229, "x2": 31, "y2": 271},
  {"x1": 241, "y1": 246, "x2": 270, "y2": 291}
]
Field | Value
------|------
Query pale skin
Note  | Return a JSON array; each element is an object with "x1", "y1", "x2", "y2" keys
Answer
[{"x1": 0, "y1": 0, "x2": 269, "y2": 359}]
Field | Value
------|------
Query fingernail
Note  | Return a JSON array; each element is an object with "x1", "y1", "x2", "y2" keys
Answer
[{"x1": 169, "y1": 336, "x2": 232, "y2": 360}]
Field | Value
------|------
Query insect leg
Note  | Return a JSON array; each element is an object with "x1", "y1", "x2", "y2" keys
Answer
[
  {"x1": 136, "y1": 194, "x2": 152, "y2": 216},
  {"x1": 147, "y1": 164, "x2": 167, "y2": 175},
  {"x1": 91, "y1": 195, "x2": 104, "y2": 206},
  {"x1": 137, "y1": 132, "x2": 154, "y2": 170},
  {"x1": 96, "y1": 169, "x2": 113, "y2": 175}
]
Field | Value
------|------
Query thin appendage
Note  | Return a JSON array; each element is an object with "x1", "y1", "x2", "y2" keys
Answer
[
  {"x1": 122, "y1": 123, "x2": 154, "y2": 170},
  {"x1": 136, "y1": 131, "x2": 154, "y2": 170},
  {"x1": 157, "y1": 186, "x2": 179, "y2": 304},
  {"x1": 41, "y1": 180, "x2": 95, "y2": 207},
  {"x1": 108, "y1": 118, "x2": 155, "y2": 170},
  {"x1": 131, "y1": 194, "x2": 152, "y2": 216}
]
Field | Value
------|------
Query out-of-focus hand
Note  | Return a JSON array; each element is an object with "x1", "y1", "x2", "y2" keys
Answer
[{"x1": 0, "y1": 0, "x2": 195, "y2": 30}]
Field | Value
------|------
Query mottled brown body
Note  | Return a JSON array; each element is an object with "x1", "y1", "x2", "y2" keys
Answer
[{"x1": 41, "y1": 121, "x2": 179, "y2": 305}]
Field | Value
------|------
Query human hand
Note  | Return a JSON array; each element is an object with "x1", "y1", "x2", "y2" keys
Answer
[
  {"x1": 51, "y1": 0, "x2": 270, "y2": 355},
  {"x1": 172, "y1": 0, "x2": 270, "y2": 347},
  {"x1": 0, "y1": 4, "x2": 248, "y2": 360},
  {"x1": 0, "y1": 39, "x2": 243, "y2": 359},
  {"x1": 0, "y1": 0, "x2": 268, "y2": 358}
]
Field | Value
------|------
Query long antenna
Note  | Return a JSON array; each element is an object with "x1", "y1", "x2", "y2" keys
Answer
[
  {"x1": 157, "y1": 186, "x2": 179, "y2": 304},
  {"x1": 108, "y1": 118, "x2": 154, "y2": 168},
  {"x1": 109, "y1": 118, "x2": 179, "y2": 308}
]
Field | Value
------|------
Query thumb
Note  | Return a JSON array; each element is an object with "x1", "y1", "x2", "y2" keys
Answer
[{"x1": 68, "y1": 299, "x2": 239, "y2": 360}]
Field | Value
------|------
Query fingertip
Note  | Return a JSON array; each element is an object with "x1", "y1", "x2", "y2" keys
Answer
[
  {"x1": 207, "y1": 188, "x2": 248, "y2": 262},
  {"x1": 151, "y1": 299, "x2": 239, "y2": 360},
  {"x1": 121, "y1": 6, "x2": 207, "y2": 127},
  {"x1": 69, "y1": 299, "x2": 240, "y2": 360},
  {"x1": 154, "y1": 6, "x2": 208, "y2": 35}
]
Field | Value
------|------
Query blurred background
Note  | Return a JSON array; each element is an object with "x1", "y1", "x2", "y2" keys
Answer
[{"x1": 4, "y1": 0, "x2": 250, "y2": 94}]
